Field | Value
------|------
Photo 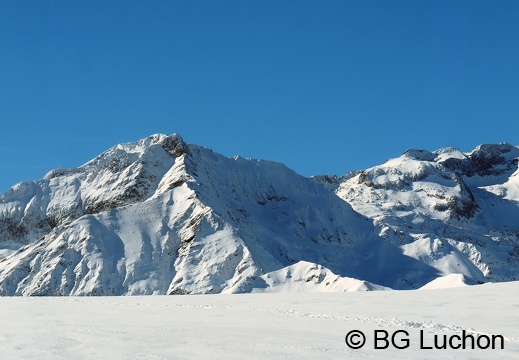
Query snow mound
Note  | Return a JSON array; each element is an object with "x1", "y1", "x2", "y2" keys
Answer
[
  {"x1": 419, "y1": 273, "x2": 478, "y2": 290},
  {"x1": 245, "y1": 261, "x2": 390, "y2": 293}
]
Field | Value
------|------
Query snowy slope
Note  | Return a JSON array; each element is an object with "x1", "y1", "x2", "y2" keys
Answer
[{"x1": 1, "y1": 135, "x2": 518, "y2": 295}]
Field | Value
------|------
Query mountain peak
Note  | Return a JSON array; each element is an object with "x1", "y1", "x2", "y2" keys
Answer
[
  {"x1": 402, "y1": 149, "x2": 436, "y2": 162},
  {"x1": 469, "y1": 142, "x2": 516, "y2": 156},
  {"x1": 147, "y1": 133, "x2": 188, "y2": 157}
]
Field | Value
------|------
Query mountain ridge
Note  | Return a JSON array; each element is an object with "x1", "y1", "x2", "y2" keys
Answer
[{"x1": 0, "y1": 134, "x2": 518, "y2": 295}]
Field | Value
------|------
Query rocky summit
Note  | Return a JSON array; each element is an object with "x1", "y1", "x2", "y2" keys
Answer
[{"x1": 0, "y1": 134, "x2": 518, "y2": 295}]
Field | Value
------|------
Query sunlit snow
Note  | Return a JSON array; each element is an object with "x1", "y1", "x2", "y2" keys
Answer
[{"x1": 1, "y1": 282, "x2": 518, "y2": 359}]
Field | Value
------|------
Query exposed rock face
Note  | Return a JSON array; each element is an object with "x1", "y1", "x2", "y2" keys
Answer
[
  {"x1": 0, "y1": 136, "x2": 518, "y2": 295},
  {"x1": 467, "y1": 143, "x2": 518, "y2": 177}
]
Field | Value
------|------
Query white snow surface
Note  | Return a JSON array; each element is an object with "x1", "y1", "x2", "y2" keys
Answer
[
  {"x1": 248, "y1": 261, "x2": 391, "y2": 293},
  {"x1": 0, "y1": 281, "x2": 518, "y2": 359}
]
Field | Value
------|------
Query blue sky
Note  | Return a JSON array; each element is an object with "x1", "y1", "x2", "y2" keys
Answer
[{"x1": 1, "y1": 1, "x2": 519, "y2": 192}]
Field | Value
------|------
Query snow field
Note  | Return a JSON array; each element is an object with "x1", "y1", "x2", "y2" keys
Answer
[{"x1": 1, "y1": 281, "x2": 518, "y2": 359}]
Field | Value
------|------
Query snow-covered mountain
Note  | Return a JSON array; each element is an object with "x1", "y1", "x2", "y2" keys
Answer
[
  {"x1": 0, "y1": 134, "x2": 518, "y2": 295},
  {"x1": 319, "y1": 142, "x2": 519, "y2": 285}
]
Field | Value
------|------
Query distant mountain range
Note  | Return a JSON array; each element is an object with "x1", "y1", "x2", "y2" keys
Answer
[{"x1": 0, "y1": 134, "x2": 518, "y2": 295}]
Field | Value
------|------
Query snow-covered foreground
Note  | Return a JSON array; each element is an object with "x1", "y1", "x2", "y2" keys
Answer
[{"x1": 1, "y1": 282, "x2": 518, "y2": 359}]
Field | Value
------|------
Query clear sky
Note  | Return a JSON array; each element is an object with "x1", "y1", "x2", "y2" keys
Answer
[{"x1": 1, "y1": 1, "x2": 519, "y2": 193}]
